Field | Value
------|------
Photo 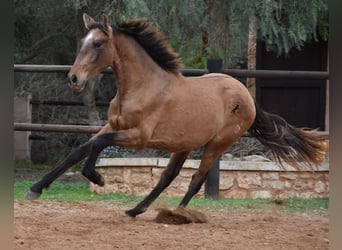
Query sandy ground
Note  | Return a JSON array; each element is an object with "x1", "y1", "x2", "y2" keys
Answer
[{"x1": 14, "y1": 200, "x2": 329, "y2": 250}]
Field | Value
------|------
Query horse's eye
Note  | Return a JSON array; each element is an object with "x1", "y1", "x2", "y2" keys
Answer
[{"x1": 93, "y1": 41, "x2": 102, "y2": 48}]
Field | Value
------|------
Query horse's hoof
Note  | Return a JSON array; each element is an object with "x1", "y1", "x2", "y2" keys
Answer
[
  {"x1": 124, "y1": 209, "x2": 137, "y2": 218},
  {"x1": 98, "y1": 176, "x2": 105, "y2": 187},
  {"x1": 26, "y1": 190, "x2": 41, "y2": 200}
]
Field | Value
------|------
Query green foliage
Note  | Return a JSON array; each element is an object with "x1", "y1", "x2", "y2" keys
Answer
[
  {"x1": 14, "y1": 160, "x2": 50, "y2": 169},
  {"x1": 14, "y1": 0, "x2": 329, "y2": 66},
  {"x1": 231, "y1": 0, "x2": 329, "y2": 55}
]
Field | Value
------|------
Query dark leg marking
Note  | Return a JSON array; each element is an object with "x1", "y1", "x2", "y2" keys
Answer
[
  {"x1": 26, "y1": 142, "x2": 92, "y2": 199},
  {"x1": 81, "y1": 133, "x2": 117, "y2": 186},
  {"x1": 125, "y1": 151, "x2": 190, "y2": 217},
  {"x1": 179, "y1": 172, "x2": 208, "y2": 208},
  {"x1": 26, "y1": 133, "x2": 116, "y2": 200}
]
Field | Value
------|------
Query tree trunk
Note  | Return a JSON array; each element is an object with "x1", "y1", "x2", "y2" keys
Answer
[
  {"x1": 247, "y1": 14, "x2": 257, "y2": 100},
  {"x1": 207, "y1": 0, "x2": 229, "y2": 67}
]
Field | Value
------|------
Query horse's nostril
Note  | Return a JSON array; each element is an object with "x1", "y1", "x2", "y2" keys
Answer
[{"x1": 69, "y1": 74, "x2": 77, "y2": 84}]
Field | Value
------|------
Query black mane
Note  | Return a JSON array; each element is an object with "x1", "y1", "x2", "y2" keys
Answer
[{"x1": 113, "y1": 20, "x2": 181, "y2": 73}]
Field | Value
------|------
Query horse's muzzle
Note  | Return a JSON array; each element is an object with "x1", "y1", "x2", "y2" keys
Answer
[
  {"x1": 68, "y1": 74, "x2": 86, "y2": 92},
  {"x1": 69, "y1": 74, "x2": 78, "y2": 85}
]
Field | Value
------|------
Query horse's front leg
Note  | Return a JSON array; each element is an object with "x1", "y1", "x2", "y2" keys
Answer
[
  {"x1": 125, "y1": 151, "x2": 190, "y2": 217},
  {"x1": 26, "y1": 125, "x2": 148, "y2": 200},
  {"x1": 80, "y1": 133, "x2": 116, "y2": 186},
  {"x1": 26, "y1": 140, "x2": 93, "y2": 200},
  {"x1": 80, "y1": 125, "x2": 144, "y2": 185}
]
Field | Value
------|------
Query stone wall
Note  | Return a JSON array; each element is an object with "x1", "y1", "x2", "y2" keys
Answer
[{"x1": 91, "y1": 158, "x2": 329, "y2": 199}]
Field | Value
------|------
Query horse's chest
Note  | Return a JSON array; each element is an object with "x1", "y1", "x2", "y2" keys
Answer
[{"x1": 107, "y1": 101, "x2": 142, "y2": 130}]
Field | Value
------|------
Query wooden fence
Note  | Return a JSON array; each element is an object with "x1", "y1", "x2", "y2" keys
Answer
[
  {"x1": 13, "y1": 63, "x2": 329, "y2": 135},
  {"x1": 14, "y1": 63, "x2": 329, "y2": 198},
  {"x1": 14, "y1": 64, "x2": 329, "y2": 79}
]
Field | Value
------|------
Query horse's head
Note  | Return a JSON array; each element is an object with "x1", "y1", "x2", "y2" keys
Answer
[{"x1": 68, "y1": 13, "x2": 115, "y2": 92}]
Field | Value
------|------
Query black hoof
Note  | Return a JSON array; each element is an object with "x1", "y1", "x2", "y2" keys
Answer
[
  {"x1": 97, "y1": 176, "x2": 105, "y2": 187},
  {"x1": 125, "y1": 209, "x2": 138, "y2": 218},
  {"x1": 26, "y1": 190, "x2": 41, "y2": 200}
]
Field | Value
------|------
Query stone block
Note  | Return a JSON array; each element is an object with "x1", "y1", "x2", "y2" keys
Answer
[
  {"x1": 298, "y1": 191, "x2": 317, "y2": 199},
  {"x1": 298, "y1": 172, "x2": 315, "y2": 179},
  {"x1": 262, "y1": 172, "x2": 279, "y2": 180},
  {"x1": 152, "y1": 167, "x2": 163, "y2": 177},
  {"x1": 278, "y1": 190, "x2": 297, "y2": 198},
  {"x1": 103, "y1": 167, "x2": 123, "y2": 176},
  {"x1": 293, "y1": 179, "x2": 315, "y2": 190},
  {"x1": 263, "y1": 180, "x2": 285, "y2": 190},
  {"x1": 249, "y1": 190, "x2": 272, "y2": 199},
  {"x1": 223, "y1": 188, "x2": 248, "y2": 198},
  {"x1": 284, "y1": 181, "x2": 292, "y2": 188},
  {"x1": 237, "y1": 172, "x2": 262, "y2": 188},
  {"x1": 179, "y1": 168, "x2": 195, "y2": 178},
  {"x1": 280, "y1": 172, "x2": 298, "y2": 180},
  {"x1": 219, "y1": 173, "x2": 235, "y2": 190},
  {"x1": 122, "y1": 167, "x2": 132, "y2": 182},
  {"x1": 314, "y1": 181, "x2": 326, "y2": 193},
  {"x1": 132, "y1": 186, "x2": 151, "y2": 196},
  {"x1": 131, "y1": 167, "x2": 152, "y2": 186}
]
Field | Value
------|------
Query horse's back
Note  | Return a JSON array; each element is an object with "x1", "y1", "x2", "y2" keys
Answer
[
  {"x1": 147, "y1": 73, "x2": 256, "y2": 151},
  {"x1": 188, "y1": 73, "x2": 255, "y2": 116}
]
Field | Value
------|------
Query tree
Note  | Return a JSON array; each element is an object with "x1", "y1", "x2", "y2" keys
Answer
[
  {"x1": 231, "y1": 0, "x2": 329, "y2": 55},
  {"x1": 229, "y1": 0, "x2": 328, "y2": 96}
]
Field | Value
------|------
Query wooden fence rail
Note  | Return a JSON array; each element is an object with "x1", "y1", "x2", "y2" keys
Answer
[
  {"x1": 13, "y1": 122, "x2": 329, "y2": 139},
  {"x1": 14, "y1": 122, "x2": 102, "y2": 134},
  {"x1": 14, "y1": 64, "x2": 329, "y2": 79}
]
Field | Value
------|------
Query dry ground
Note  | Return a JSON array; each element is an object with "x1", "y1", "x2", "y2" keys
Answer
[{"x1": 14, "y1": 200, "x2": 329, "y2": 250}]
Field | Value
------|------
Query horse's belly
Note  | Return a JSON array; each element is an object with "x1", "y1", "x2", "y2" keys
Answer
[
  {"x1": 146, "y1": 136, "x2": 206, "y2": 152},
  {"x1": 147, "y1": 116, "x2": 218, "y2": 152}
]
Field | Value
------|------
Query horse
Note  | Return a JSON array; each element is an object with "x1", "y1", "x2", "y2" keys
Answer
[{"x1": 26, "y1": 13, "x2": 326, "y2": 217}]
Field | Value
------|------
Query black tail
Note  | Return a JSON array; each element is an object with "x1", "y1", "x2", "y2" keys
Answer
[{"x1": 248, "y1": 103, "x2": 327, "y2": 168}]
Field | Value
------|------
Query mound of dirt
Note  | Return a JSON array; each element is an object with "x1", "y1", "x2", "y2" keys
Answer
[{"x1": 154, "y1": 207, "x2": 207, "y2": 224}]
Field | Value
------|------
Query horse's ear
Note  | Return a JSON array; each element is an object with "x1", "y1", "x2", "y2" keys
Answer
[
  {"x1": 83, "y1": 13, "x2": 96, "y2": 30},
  {"x1": 99, "y1": 12, "x2": 109, "y2": 27}
]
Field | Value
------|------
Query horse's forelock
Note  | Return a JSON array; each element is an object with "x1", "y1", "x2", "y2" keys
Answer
[{"x1": 89, "y1": 23, "x2": 109, "y2": 37}]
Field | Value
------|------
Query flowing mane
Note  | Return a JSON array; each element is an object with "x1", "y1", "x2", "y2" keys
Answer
[{"x1": 113, "y1": 19, "x2": 181, "y2": 73}]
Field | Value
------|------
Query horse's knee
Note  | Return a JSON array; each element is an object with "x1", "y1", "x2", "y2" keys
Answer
[{"x1": 81, "y1": 168, "x2": 105, "y2": 186}]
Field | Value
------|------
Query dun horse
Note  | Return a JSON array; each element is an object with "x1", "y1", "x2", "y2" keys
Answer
[{"x1": 27, "y1": 13, "x2": 326, "y2": 217}]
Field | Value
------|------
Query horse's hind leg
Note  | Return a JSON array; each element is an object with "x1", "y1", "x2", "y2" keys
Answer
[
  {"x1": 125, "y1": 151, "x2": 190, "y2": 217},
  {"x1": 179, "y1": 143, "x2": 232, "y2": 208}
]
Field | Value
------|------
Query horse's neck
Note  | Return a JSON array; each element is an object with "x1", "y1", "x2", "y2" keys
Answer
[{"x1": 112, "y1": 35, "x2": 169, "y2": 97}]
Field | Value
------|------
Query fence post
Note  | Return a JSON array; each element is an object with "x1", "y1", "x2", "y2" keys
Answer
[
  {"x1": 14, "y1": 94, "x2": 32, "y2": 160},
  {"x1": 204, "y1": 58, "x2": 222, "y2": 199}
]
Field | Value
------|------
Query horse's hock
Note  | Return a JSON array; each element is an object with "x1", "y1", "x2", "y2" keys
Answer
[{"x1": 91, "y1": 157, "x2": 329, "y2": 199}]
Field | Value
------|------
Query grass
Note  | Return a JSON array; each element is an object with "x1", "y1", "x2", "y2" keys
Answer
[
  {"x1": 15, "y1": 159, "x2": 82, "y2": 172},
  {"x1": 14, "y1": 181, "x2": 329, "y2": 217}
]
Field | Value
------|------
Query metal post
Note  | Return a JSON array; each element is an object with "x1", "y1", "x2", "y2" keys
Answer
[{"x1": 204, "y1": 58, "x2": 222, "y2": 199}]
